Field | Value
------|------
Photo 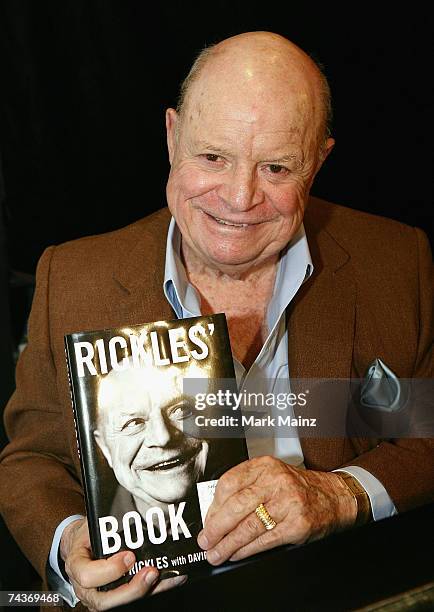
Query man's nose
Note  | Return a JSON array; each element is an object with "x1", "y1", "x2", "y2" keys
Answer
[
  {"x1": 143, "y1": 411, "x2": 172, "y2": 448},
  {"x1": 218, "y1": 165, "x2": 264, "y2": 212}
]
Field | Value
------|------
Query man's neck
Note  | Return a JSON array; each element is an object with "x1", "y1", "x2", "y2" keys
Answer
[
  {"x1": 181, "y1": 240, "x2": 279, "y2": 369},
  {"x1": 181, "y1": 239, "x2": 279, "y2": 282}
]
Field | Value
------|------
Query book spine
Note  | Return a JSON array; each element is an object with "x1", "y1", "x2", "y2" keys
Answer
[{"x1": 64, "y1": 336, "x2": 104, "y2": 560}]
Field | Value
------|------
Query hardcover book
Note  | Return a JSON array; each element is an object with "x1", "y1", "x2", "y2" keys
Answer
[{"x1": 64, "y1": 313, "x2": 247, "y2": 588}]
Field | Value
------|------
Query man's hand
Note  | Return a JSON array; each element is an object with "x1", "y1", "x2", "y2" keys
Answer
[
  {"x1": 60, "y1": 518, "x2": 186, "y2": 611},
  {"x1": 197, "y1": 456, "x2": 357, "y2": 564}
]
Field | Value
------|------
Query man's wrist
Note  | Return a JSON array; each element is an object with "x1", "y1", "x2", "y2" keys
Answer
[
  {"x1": 48, "y1": 515, "x2": 84, "y2": 607},
  {"x1": 60, "y1": 518, "x2": 83, "y2": 563},
  {"x1": 335, "y1": 471, "x2": 372, "y2": 526}
]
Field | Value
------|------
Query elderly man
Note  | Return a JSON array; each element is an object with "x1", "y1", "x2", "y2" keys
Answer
[{"x1": 0, "y1": 31, "x2": 433, "y2": 611}]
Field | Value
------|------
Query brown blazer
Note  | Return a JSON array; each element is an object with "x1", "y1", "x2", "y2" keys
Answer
[{"x1": 0, "y1": 196, "x2": 433, "y2": 586}]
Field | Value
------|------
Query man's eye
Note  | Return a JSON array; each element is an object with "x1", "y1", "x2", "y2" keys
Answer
[
  {"x1": 267, "y1": 164, "x2": 288, "y2": 174},
  {"x1": 168, "y1": 402, "x2": 193, "y2": 420},
  {"x1": 121, "y1": 418, "x2": 146, "y2": 431},
  {"x1": 203, "y1": 154, "x2": 220, "y2": 162}
]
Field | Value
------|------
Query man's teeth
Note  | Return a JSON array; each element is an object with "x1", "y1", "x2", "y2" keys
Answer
[
  {"x1": 150, "y1": 457, "x2": 181, "y2": 470},
  {"x1": 214, "y1": 216, "x2": 248, "y2": 227}
]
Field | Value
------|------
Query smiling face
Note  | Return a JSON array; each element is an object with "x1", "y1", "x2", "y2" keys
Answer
[
  {"x1": 166, "y1": 33, "x2": 334, "y2": 276},
  {"x1": 94, "y1": 364, "x2": 208, "y2": 508}
]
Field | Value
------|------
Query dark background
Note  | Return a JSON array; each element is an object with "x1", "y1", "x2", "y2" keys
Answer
[
  {"x1": 0, "y1": 1, "x2": 432, "y2": 275},
  {"x1": 0, "y1": 0, "x2": 432, "y2": 593}
]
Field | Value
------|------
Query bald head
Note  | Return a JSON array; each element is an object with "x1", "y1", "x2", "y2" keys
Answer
[
  {"x1": 165, "y1": 31, "x2": 335, "y2": 276},
  {"x1": 177, "y1": 32, "x2": 331, "y2": 146}
]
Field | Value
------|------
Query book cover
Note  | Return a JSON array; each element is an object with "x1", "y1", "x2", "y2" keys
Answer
[{"x1": 64, "y1": 313, "x2": 247, "y2": 588}]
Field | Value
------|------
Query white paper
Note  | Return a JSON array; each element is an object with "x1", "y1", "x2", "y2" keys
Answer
[{"x1": 196, "y1": 479, "x2": 218, "y2": 526}]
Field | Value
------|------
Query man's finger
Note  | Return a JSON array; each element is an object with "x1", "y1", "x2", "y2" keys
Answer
[
  {"x1": 202, "y1": 498, "x2": 283, "y2": 564},
  {"x1": 152, "y1": 574, "x2": 188, "y2": 594},
  {"x1": 199, "y1": 484, "x2": 264, "y2": 549},
  {"x1": 229, "y1": 504, "x2": 313, "y2": 561},
  {"x1": 211, "y1": 458, "x2": 268, "y2": 510},
  {"x1": 67, "y1": 549, "x2": 136, "y2": 589},
  {"x1": 87, "y1": 567, "x2": 159, "y2": 611},
  {"x1": 228, "y1": 526, "x2": 287, "y2": 563}
]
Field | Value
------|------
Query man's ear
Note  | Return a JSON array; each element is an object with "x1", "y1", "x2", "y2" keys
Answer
[
  {"x1": 312, "y1": 138, "x2": 335, "y2": 177},
  {"x1": 307, "y1": 137, "x2": 335, "y2": 194},
  {"x1": 317, "y1": 137, "x2": 335, "y2": 169},
  {"x1": 166, "y1": 108, "x2": 178, "y2": 165},
  {"x1": 94, "y1": 429, "x2": 113, "y2": 468}
]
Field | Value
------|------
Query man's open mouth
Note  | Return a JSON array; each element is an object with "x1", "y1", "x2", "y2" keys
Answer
[
  {"x1": 213, "y1": 216, "x2": 249, "y2": 228},
  {"x1": 203, "y1": 210, "x2": 260, "y2": 228},
  {"x1": 145, "y1": 446, "x2": 200, "y2": 472}
]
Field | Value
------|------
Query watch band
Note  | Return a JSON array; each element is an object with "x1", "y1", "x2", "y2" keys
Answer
[{"x1": 335, "y1": 471, "x2": 372, "y2": 527}]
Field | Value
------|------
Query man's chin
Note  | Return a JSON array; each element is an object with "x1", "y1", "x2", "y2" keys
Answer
[
  {"x1": 132, "y1": 474, "x2": 194, "y2": 503},
  {"x1": 200, "y1": 248, "x2": 270, "y2": 273},
  {"x1": 134, "y1": 487, "x2": 191, "y2": 506}
]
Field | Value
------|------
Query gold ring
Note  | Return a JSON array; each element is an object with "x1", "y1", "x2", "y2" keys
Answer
[{"x1": 255, "y1": 503, "x2": 277, "y2": 531}]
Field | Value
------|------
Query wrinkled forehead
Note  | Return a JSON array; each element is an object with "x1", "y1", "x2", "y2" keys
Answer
[
  {"x1": 97, "y1": 366, "x2": 183, "y2": 424},
  {"x1": 181, "y1": 54, "x2": 321, "y2": 145},
  {"x1": 96, "y1": 363, "x2": 211, "y2": 428}
]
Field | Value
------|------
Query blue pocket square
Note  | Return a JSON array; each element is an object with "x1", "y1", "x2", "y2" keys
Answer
[{"x1": 360, "y1": 358, "x2": 408, "y2": 413}]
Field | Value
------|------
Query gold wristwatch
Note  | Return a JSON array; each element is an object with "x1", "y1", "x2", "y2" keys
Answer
[{"x1": 335, "y1": 471, "x2": 372, "y2": 527}]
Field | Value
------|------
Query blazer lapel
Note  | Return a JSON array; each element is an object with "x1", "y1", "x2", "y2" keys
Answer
[
  {"x1": 288, "y1": 200, "x2": 357, "y2": 469},
  {"x1": 112, "y1": 208, "x2": 175, "y2": 325}
]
